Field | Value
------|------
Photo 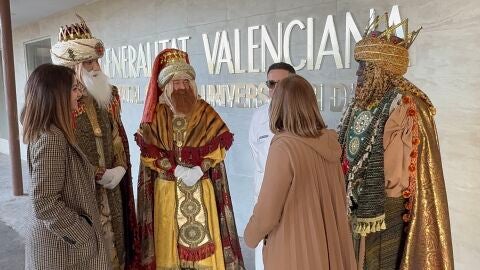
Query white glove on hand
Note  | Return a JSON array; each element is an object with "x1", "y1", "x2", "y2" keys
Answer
[
  {"x1": 98, "y1": 166, "x2": 126, "y2": 190},
  {"x1": 174, "y1": 165, "x2": 189, "y2": 179},
  {"x1": 174, "y1": 165, "x2": 203, "y2": 186}
]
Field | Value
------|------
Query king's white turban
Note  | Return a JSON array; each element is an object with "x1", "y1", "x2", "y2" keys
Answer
[{"x1": 50, "y1": 14, "x2": 105, "y2": 67}]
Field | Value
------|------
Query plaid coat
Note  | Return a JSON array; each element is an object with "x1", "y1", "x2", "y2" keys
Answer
[{"x1": 25, "y1": 125, "x2": 111, "y2": 270}]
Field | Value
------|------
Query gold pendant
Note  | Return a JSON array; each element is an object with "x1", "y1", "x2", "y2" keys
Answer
[{"x1": 173, "y1": 117, "x2": 187, "y2": 148}]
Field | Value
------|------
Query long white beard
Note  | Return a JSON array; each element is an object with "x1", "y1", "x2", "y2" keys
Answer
[{"x1": 81, "y1": 69, "x2": 112, "y2": 109}]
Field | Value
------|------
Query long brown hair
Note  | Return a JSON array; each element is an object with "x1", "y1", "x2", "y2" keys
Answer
[
  {"x1": 269, "y1": 74, "x2": 326, "y2": 137},
  {"x1": 22, "y1": 63, "x2": 76, "y2": 144}
]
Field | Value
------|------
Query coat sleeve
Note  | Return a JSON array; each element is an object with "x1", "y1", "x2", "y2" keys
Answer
[
  {"x1": 29, "y1": 132, "x2": 94, "y2": 246},
  {"x1": 244, "y1": 139, "x2": 293, "y2": 248},
  {"x1": 383, "y1": 100, "x2": 413, "y2": 197}
]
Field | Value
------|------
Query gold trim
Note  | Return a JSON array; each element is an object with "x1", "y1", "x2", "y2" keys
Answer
[{"x1": 84, "y1": 96, "x2": 106, "y2": 167}]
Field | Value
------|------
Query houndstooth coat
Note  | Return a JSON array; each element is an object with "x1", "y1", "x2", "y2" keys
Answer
[{"x1": 25, "y1": 125, "x2": 111, "y2": 270}]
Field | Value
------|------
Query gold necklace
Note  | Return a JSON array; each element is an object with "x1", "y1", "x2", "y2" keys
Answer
[{"x1": 173, "y1": 116, "x2": 188, "y2": 162}]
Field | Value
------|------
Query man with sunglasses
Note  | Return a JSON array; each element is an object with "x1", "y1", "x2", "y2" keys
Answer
[{"x1": 248, "y1": 62, "x2": 295, "y2": 270}]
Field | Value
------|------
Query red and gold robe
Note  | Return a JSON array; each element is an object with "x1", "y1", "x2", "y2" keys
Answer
[{"x1": 136, "y1": 99, "x2": 245, "y2": 270}]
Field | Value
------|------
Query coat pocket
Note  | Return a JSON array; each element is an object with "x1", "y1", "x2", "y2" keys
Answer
[
  {"x1": 66, "y1": 217, "x2": 99, "y2": 266},
  {"x1": 27, "y1": 233, "x2": 67, "y2": 269}
]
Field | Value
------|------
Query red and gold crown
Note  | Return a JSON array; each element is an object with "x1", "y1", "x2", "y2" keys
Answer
[
  {"x1": 354, "y1": 13, "x2": 422, "y2": 76},
  {"x1": 158, "y1": 49, "x2": 188, "y2": 66},
  {"x1": 157, "y1": 49, "x2": 196, "y2": 87}
]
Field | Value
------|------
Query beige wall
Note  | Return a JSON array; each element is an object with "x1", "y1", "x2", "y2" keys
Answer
[{"x1": 8, "y1": 0, "x2": 480, "y2": 267}]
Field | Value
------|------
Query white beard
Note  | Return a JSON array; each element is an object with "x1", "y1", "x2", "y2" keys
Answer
[{"x1": 81, "y1": 69, "x2": 112, "y2": 109}]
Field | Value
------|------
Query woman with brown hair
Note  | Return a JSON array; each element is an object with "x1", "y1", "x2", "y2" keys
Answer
[
  {"x1": 22, "y1": 63, "x2": 109, "y2": 269},
  {"x1": 244, "y1": 75, "x2": 356, "y2": 269}
]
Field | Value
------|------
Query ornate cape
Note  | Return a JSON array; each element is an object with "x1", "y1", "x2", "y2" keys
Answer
[
  {"x1": 399, "y1": 82, "x2": 453, "y2": 269},
  {"x1": 74, "y1": 86, "x2": 141, "y2": 269},
  {"x1": 114, "y1": 95, "x2": 142, "y2": 270}
]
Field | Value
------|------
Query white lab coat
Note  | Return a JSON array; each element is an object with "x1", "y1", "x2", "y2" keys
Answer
[{"x1": 248, "y1": 103, "x2": 273, "y2": 270}]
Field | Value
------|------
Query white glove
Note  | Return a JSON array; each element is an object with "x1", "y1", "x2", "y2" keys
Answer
[
  {"x1": 174, "y1": 165, "x2": 203, "y2": 186},
  {"x1": 174, "y1": 165, "x2": 189, "y2": 179},
  {"x1": 98, "y1": 166, "x2": 126, "y2": 190}
]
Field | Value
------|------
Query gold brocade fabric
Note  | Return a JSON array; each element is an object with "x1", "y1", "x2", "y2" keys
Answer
[
  {"x1": 176, "y1": 182, "x2": 213, "y2": 250},
  {"x1": 400, "y1": 95, "x2": 454, "y2": 269},
  {"x1": 139, "y1": 100, "x2": 229, "y2": 152},
  {"x1": 96, "y1": 187, "x2": 121, "y2": 269},
  {"x1": 153, "y1": 176, "x2": 226, "y2": 270}
]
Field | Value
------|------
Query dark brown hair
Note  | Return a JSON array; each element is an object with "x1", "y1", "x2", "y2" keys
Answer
[
  {"x1": 269, "y1": 74, "x2": 326, "y2": 137},
  {"x1": 354, "y1": 61, "x2": 394, "y2": 109},
  {"x1": 267, "y1": 62, "x2": 296, "y2": 74},
  {"x1": 22, "y1": 64, "x2": 76, "y2": 144}
]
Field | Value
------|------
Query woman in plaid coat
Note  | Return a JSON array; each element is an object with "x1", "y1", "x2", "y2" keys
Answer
[{"x1": 22, "y1": 64, "x2": 110, "y2": 269}]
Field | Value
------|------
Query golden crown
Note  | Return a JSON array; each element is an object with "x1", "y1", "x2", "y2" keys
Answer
[
  {"x1": 362, "y1": 13, "x2": 422, "y2": 49},
  {"x1": 57, "y1": 14, "x2": 93, "y2": 42},
  {"x1": 354, "y1": 13, "x2": 422, "y2": 75}
]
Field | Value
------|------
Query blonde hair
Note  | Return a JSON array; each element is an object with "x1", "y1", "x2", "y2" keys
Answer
[
  {"x1": 22, "y1": 64, "x2": 76, "y2": 144},
  {"x1": 269, "y1": 74, "x2": 326, "y2": 137}
]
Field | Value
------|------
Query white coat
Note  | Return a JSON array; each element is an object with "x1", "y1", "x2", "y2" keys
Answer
[
  {"x1": 249, "y1": 103, "x2": 274, "y2": 198},
  {"x1": 248, "y1": 103, "x2": 273, "y2": 270}
]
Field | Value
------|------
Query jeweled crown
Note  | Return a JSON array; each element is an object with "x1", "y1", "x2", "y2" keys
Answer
[{"x1": 57, "y1": 14, "x2": 93, "y2": 42}]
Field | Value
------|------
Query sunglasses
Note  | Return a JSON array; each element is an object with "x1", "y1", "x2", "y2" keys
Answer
[{"x1": 266, "y1": 80, "x2": 280, "y2": 89}]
